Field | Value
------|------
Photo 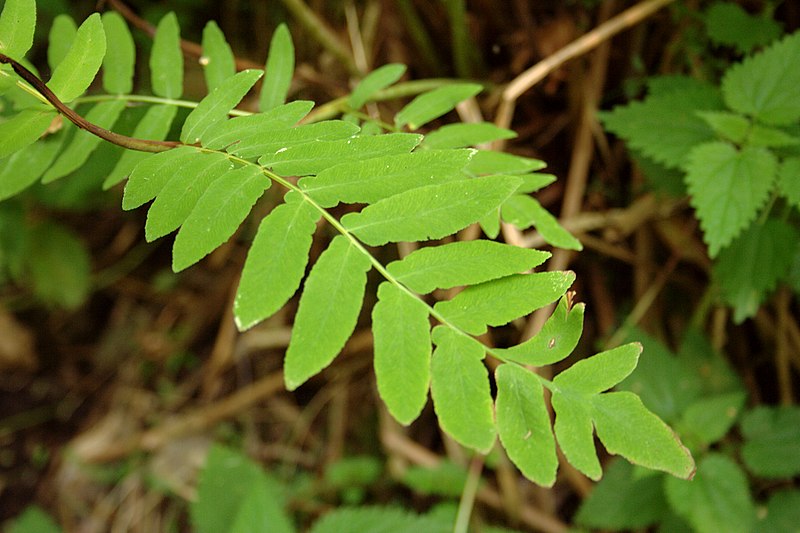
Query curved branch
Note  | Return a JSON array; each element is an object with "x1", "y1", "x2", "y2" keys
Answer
[{"x1": 0, "y1": 53, "x2": 185, "y2": 153}]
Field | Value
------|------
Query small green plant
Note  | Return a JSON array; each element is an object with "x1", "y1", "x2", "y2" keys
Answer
[{"x1": 601, "y1": 4, "x2": 800, "y2": 323}]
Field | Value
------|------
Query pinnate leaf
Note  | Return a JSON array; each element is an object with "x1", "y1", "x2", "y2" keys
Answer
[
  {"x1": 261, "y1": 133, "x2": 421, "y2": 176},
  {"x1": 47, "y1": 14, "x2": 76, "y2": 71},
  {"x1": 150, "y1": 13, "x2": 183, "y2": 98},
  {"x1": 372, "y1": 282, "x2": 431, "y2": 425},
  {"x1": 284, "y1": 236, "x2": 371, "y2": 390},
  {"x1": 301, "y1": 149, "x2": 473, "y2": 208},
  {"x1": 686, "y1": 142, "x2": 777, "y2": 256},
  {"x1": 665, "y1": 454, "x2": 754, "y2": 533},
  {"x1": 430, "y1": 327, "x2": 495, "y2": 452},
  {"x1": 722, "y1": 31, "x2": 800, "y2": 126},
  {"x1": 181, "y1": 69, "x2": 264, "y2": 144},
  {"x1": 395, "y1": 83, "x2": 482, "y2": 130},
  {"x1": 172, "y1": 164, "x2": 270, "y2": 271},
  {"x1": 592, "y1": 391, "x2": 695, "y2": 478},
  {"x1": 495, "y1": 364, "x2": 557, "y2": 486},
  {"x1": 0, "y1": 0, "x2": 36, "y2": 57},
  {"x1": 551, "y1": 390, "x2": 601, "y2": 480},
  {"x1": 201, "y1": 21, "x2": 235, "y2": 92},
  {"x1": 0, "y1": 133, "x2": 64, "y2": 200},
  {"x1": 260, "y1": 24, "x2": 294, "y2": 111},
  {"x1": 553, "y1": 343, "x2": 641, "y2": 394},
  {"x1": 423, "y1": 122, "x2": 517, "y2": 149},
  {"x1": 434, "y1": 271, "x2": 575, "y2": 335},
  {"x1": 104, "y1": 104, "x2": 178, "y2": 188},
  {"x1": 465, "y1": 150, "x2": 546, "y2": 175},
  {"x1": 348, "y1": 64, "x2": 406, "y2": 109},
  {"x1": 221, "y1": 121, "x2": 360, "y2": 160},
  {"x1": 47, "y1": 13, "x2": 105, "y2": 103},
  {"x1": 342, "y1": 175, "x2": 521, "y2": 246},
  {"x1": 498, "y1": 297, "x2": 584, "y2": 366},
  {"x1": 101, "y1": 11, "x2": 134, "y2": 94},
  {"x1": 386, "y1": 240, "x2": 549, "y2": 294},
  {"x1": 501, "y1": 195, "x2": 582, "y2": 250},
  {"x1": 145, "y1": 152, "x2": 234, "y2": 240},
  {"x1": 234, "y1": 195, "x2": 320, "y2": 331},
  {"x1": 201, "y1": 100, "x2": 316, "y2": 150},
  {"x1": 122, "y1": 146, "x2": 203, "y2": 209}
]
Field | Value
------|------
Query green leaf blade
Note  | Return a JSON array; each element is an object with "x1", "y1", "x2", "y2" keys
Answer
[
  {"x1": 101, "y1": 11, "x2": 135, "y2": 94},
  {"x1": 122, "y1": 146, "x2": 202, "y2": 210},
  {"x1": 553, "y1": 343, "x2": 642, "y2": 394},
  {"x1": 201, "y1": 100, "x2": 315, "y2": 150},
  {"x1": 495, "y1": 364, "x2": 557, "y2": 486},
  {"x1": 592, "y1": 391, "x2": 695, "y2": 479},
  {"x1": 686, "y1": 142, "x2": 777, "y2": 256},
  {"x1": 430, "y1": 327, "x2": 495, "y2": 452},
  {"x1": 0, "y1": 108, "x2": 57, "y2": 159},
  {"x1": 342, "y1": 175, "x2": 521, "y2": 247},
  {"x1": 181, "y1": 69, "x2": 263, "y2": 144},
  {"x1": 740, "y1": 406, "x2": 800, "y2": 478},
  {"x1": 0, "y1": 0, "x2": 36, "y2": 57},
  {"x1": 150, "y1": 13, "x2": 183, "y2": 99},
  {"x1": 172, "y1": 164, "x2": 271, "y2": 271},
  {"x1": 395, "y1": 83, "x2": 482, "y2": 130},
  {"x1": 284, "y1": 236, "x2": 371, "y2": 390},
  {"x1": 387, "y1": 240, "x2": 549, "y2": 294},
  {"x1": 348, "y1": 64, "x2": 406, "y2": 109},
  {"x1": 234, "y1": 195, "x2": 320, "y2": 331},
  {"x1": 223, "y1": 121, "x2": 361, "y2": 160},
  {"x1": 434, "y1": 271, "x2": 575, "y2": 335},
  {"x1": 201, "y1": 21, "x2": 236, "y2": 92},
  {"x1": 501, "y1": 195, "x2": 582, "y2": 250},
  {"x1": 422, "y1": 122, "x2": 517, "y2": 149},
  {"x1": 260, "y1": 24, "x2": 294, "y2": 111},
  {"x1": 0, "y1": 135, "x2": 64, "y2": 200},
  {"x1": 372, "y1": 282, "x2": 432, "y2": 425},
  {"x1": 47, "y1": 14, "x2": 76, "y2": 71},
  {"x1": 47, "y1": 13, "x2": 106, "y2": 103},
  {"x1": 551, "y1": 390, "x2": 601, "y2": 480}
]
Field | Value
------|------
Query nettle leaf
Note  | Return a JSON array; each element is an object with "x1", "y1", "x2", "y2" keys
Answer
[
  {"x1": 104, "y1": 105, "x2": 178, "y2": 189},
  {"x1": 554, "y1": 343, "x2": 642, "y2": 394},
  {"x1": 150, "y1": 13, "x2": 183, "y2": 99},
  {"x1": 0, "y1": 108, "x2": 57, "y2": 159},
  {"x1": 740, "y1": 405, "x2": 800, "y2": 478},
  {"x1": 372, "y1": 282, "x2": 432, "y2": 425},
  {"x1": 665, "y1": 453, "x2": 755, "y2": 533},
  {"x1": 348, "y1": 63, "x2": 406, "y2": 109},
  {"x1": 714, "y1": 219, "x2": 799, "y2": 323},
  {"x1": 284, "y1": 236, "x2": 371, "y2": 390},
  {"x1": 591, "y1": 391, "x2": 695, "y2": 478},
  {"x1": 434, "y1": 271, "x2": 575, "y2": 335},
  {"x1": 575, "y1": 460, "x2": 667, "y2": 530},
  {"x1": 722, "y1": 31, "x2": 800, "y2": 126},
  {"x1": 201, "y1": 21, "x2": 236, "y2": 92},
  {"x1": 47, "y1": 13, "x2": 105, "y2": 103},
  {"x1": 430, "y1": 326, "x2": 495, "y2": 452},
  {"x1": 261, "y1": 133, "x2": 422, "y2": 176},
  {"x1": 0, "y1": 0, "x2": 36, "y2": 57},
  {"x1": 301, "y1": 149, "x2": 473, "y2": 208},
  {"x1": 42, "y1": 100, "x2": 127, "y2": 183},
  {"x1": 696, "y1": 111, "x2": 750, "y2": 144},
  {"x1": 342, "y1": 175, "x2": 521, "y2": 246},
  {"x1": 386, "y1": 240, "x2": 549, "y2": 294},
  {"x1": 218, "y1": 121, "x2": 360, "y2": 160},
  {"x1": 778, "y1": 156, "x2": 800, "y2": 208},
  {"x1": 422, "y1": 122, "x2": 517, "y2": 149},
  {"x1": 495, "y1": 364, "x2": 557, "y2": 486},
  {"x1": 181, "y1": 69, "x2": 264, "y2": 144},
  {"x1": 145, "y1": 152, "x2": 234, "y2": 241},
  {"x1": 395, "y1": 83, "x2": 482, "y2": 130},
  {"x1": 101, "y1": 11, "x2": 134, "y2": 94},
  {"x1": 47, "y1": 14, "x2": 76, "y2": 71},
  {"x1": 122, "y1": 146, "x2": 204, "y2": 209},
  {"x1": 685, "y1": 142, "x2": 777, "y2": 256},
  {"x1": 599, "y1": 81, "x2": 723, "y2": 169},
  {"x1": 260, "y1": 24, "x2": 294, "y2": 112},
  {"x1": 173, "y1": 164, "x2": 270, "y2": 271},
  {"x1": 0, "y1": 132, "x2": 64, "y2": 200},
  {"x1": 465, "y1": 150, "x2": 546, "y2": 175},
  {"x1": 234, "y1": 194, "x2": 320, "y2": 331},
  {"x1": 704, "y1": 1, "x2": 782, "y2": 54},
  {"x1": 501, "y1": 194, "x2": 582, "y2": 250},
  {"x1": 498, "y1": 296, "x2": 584, "y2": 366},
  {"x1": 201, "y1": 100, "x2": 315, "y2": 150}
]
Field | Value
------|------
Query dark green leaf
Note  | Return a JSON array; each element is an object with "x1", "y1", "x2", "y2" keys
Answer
[
  {"x1": 401, "y1": 461, "x2": 468, "y2": 498},
  {"x1": 47, "y1": 14, "x2": 76, "y2": 70},
  {"x1": 28, "y1": 222, "x2": 91, "y2": 308},
  {"x1": 754, "y1": 490, "x2": 800, "y2": 533},
  {"x1": 0, "y1": 108, "x2": 57, "y2": 161},
  {"x1": 101, "y1": 11, "x2": 135, "y2": 94},
  {"x1": 705, "y1": 2, "x2": 782, "y2": 54},
  {"x1": 7, "y1": 506, "x2": 62, "y2": 533},
  {"x1": 284, "y1": 236, "x2": 371, "y2": 390},
  {"x1": 678, "y1": 392, "x2": 746, "y2": 447},
  {"x1": 372, "y1": 282, "x2": 431, "y2": 425},
  {"x1": 0, "y1": 132, "x2": 64, "y2": 200},
  {"x1": 740, "y1": 406, "x2": 800, "y2": 478},
  {"x1": 778, "y1": 156, "x2": 800, "y2": 208},
  {"x1": 150, "y1": 13, "x2": 183, "y2": 98},
  {"x1": 201, "y1": 21, "x2": 235, "y2": 92}
]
